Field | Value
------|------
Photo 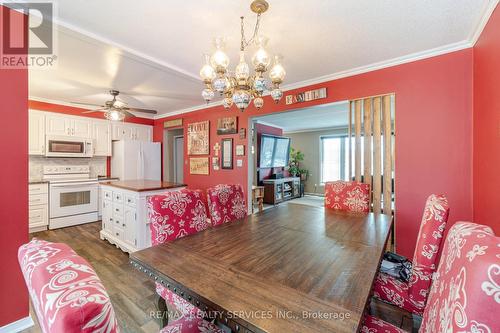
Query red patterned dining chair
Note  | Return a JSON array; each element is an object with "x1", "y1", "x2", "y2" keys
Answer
[
  {"x1": 324, "y1": 180, "x2": 371, "y2": 212},
  {"x1": 18, "y1": 239, "x2": 119, "y2": 333},
  {"x1": 148, "y1": 189, "x2": 211, "y2": 323},
  {"x1": 206, "y1": 184, "x2": 247, "y2": 226},
  {"x1": 362, "y1": 221, "x2": 498, "y2": 333},
  {"x1": 372, "y1": 194, "x2": 450, "y2": 316}
]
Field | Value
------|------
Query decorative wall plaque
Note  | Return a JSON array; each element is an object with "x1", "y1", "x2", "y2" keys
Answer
[
  {"x1": 164, "y1": 118, "x2": 183, "y2": 128},
  {"x1": 285, "y1": 87, "x2": 327, "y2": 105},
  {"x1": 187, "y1": 121, "x2": 209, "y2": 155},
  {"x1": 189, "y1": 157, "x2": 209, "y2": 175}
]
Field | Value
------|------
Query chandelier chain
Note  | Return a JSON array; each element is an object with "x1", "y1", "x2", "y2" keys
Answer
[{"x1": 240, "y1": 13, "x2": 262, "y2": 51}]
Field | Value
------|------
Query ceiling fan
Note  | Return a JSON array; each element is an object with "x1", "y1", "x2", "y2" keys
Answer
[{"x1": 71, "y1": 90, "x2": 157, "y2": 120}]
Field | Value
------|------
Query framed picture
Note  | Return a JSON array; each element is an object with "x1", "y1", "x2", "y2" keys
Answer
[
  {"x1": 187, "y1": 121, "x2": 209, "y2": 155},
  {"x1": 235, "y1": 144, "x2": 245, "y2": 156},
  {"x1": 189, "y1": 157, "x2": 209, "y2": 175},
  {"x1": 239, "y1": 128, "x2": 246, "y2": 139},
  {"x1": 221, "y1": 138, "x2": 233, "y2": 169},
  {"x1": 212, "y1": 157, "x2": 220, "y2": 171},
  {"x1": 217, "y1": 117, "x2": 238, "y2": 135}
]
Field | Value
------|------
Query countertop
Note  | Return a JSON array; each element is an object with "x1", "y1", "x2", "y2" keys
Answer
[
  {"x1": 97, "y1": 177, "x2": 120, "y2": 181},
  {"x1": 100, "y1": 180, "x2": 186, "y2": 192},
  {"x1": 29, "y1": 180, "x2": 48, "y2": 185}
]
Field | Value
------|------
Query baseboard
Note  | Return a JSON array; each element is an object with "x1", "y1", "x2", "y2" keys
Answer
[{"x1": 0, "y1": 316, "x2": 34, "y2": 333}]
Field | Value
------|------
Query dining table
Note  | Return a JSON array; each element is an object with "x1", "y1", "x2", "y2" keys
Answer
[{"x1": 129, "y1": 203, "x2": 393, "y2": 333}]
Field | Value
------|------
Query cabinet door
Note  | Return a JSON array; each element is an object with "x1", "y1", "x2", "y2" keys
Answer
[
  {"x1": 46, "y1": 114, "x2": 71, "y2": 136},
  {"x1": 112, "y1": 123, "x2": 132, "y2": 141},
  {"x1": 102, "y1": 200, "x2": 113, "y2": 233},
  {"x1": 72, "y1": 118, "x2": 91, "y2": 137},
  {"x1": 92, "y1": 121, "x2": 111, "y2": 156},
  {"x1": 135, "y1": 125, "x2": 152, "y2": 142},
  {"x1": 29, "y1": 111, "x2": 45, "y2": 155},
  {"x1": 124, "y1": 206, "x2": 136, "y2": 246}
]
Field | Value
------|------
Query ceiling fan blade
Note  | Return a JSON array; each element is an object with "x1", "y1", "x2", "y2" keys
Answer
[
  {"x1": 126, "y1": 107, "x2": 157, "y2": 114},
  {"x1": 70, "y1": 101, "x2": 104, "y2": 107},
  {"x1": 122, "y1": 110, "x2": 136, "y2": 118}
]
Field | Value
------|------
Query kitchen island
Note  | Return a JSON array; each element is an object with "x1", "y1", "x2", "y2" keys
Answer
[{"x1": 100, "y1": 180, "x2": 186, "y2": 253}]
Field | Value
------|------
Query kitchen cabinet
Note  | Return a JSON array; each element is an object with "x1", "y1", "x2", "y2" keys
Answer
[
  {"x1": 112, "y1": 123, "x2": 152, "y2": 141},
  {"x1": 29, "y1": 110, "x2": 45, "y2": 155},
  {"x1": 100, "y1": 183, "x2": 185, "y2": 253},
  {"x1": 29, "y1": 183, "x2": 49, "y2": 233},
  {"x1": 46, "y1": 114, "x2": 91, "y2": 137},
  {"x1": 92, "y1": 121, "x2": 112, "y2": 156}
]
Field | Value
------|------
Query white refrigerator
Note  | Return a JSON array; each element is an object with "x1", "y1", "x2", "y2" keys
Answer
[{"x1": 111, "y1": 141, "x2": 161, "y2": 180}]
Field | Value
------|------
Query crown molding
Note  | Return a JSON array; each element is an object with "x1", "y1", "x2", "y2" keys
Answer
[
  {"x1": 281, "y1": 40, "x2": 472, "y2": 91},
  {"x1": 470, "y1": 0, "x2": 499, "y2": 45},
  {"x1": 29, "y1": 96, "x2": 156, "y2": 119},
  {"x1": 155, "y1": 40, "x2": 472, "y2": 119}
]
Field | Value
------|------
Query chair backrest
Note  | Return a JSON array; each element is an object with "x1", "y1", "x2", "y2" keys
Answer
[
  {"x1": 407, "y1": 194, "x2": 450, "y2": 310},
  {"x1": 18, "y1": 239, "x2": 118, "y2": 333},
  {"x1": 420, "y1": 222, "x2": 498, "y2": 333},
  {"x1": 148, "y1": 188, "x2": 209, "y2": 246},
  {"x1": 324, "y1": 181, "x2": 371, "y2": 212},
  {"x1": 206, "y1": 184, "x2": 246, "y2": 226}
]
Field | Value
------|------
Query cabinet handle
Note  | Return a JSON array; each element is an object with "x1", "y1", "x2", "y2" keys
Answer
[
  {"x1": 115, "y1": 232, "x2": 119, "y2": 236},
  {"x1": 110, "y1": 217, "x2": 113, "y2": 221},
  {"x1": 122, "y1": 223, "x2": 125, "y2": 227}
]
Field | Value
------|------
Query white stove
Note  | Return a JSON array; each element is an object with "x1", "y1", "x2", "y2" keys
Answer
[{"x1": 43, "y1": 165, "x2": 99, "y2": 229}]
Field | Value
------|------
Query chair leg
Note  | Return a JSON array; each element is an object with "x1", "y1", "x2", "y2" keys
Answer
[{"x1": 155, "y1": 293, "x2": 169, "y2": 328}]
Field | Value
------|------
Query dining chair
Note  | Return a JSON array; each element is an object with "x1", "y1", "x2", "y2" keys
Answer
[
  {"x1": 324, "y1": 180, "x2": 371, "y2": 212},
  {"x1": 372, "y1": 194, "x2": 450, "y2": 315},
  {"x1": 362, "y1": 221, "x2": 497, "y2": 333},
  {"x1": 18, "y1": 239, "x2": 119, "y2": 333},
  {"x1": 148, "y1": 189, "x2": 210, "y2": 321},
  {"x1": 206, "y1": 184, "x2": 246, "y2": 226}
]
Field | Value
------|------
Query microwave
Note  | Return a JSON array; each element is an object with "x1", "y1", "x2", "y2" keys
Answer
[{"x1": 45, "y1": 135, "x2": 93, "y2": 158}]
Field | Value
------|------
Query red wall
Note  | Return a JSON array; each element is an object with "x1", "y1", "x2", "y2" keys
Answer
[
  {"x1": 0, "y1": 6, "x2": 29, "y2": 327},
  {"x1": 254, "y1": 123, "x2": 284, "y2": 183},
  {"x1": 154, "y1": 49, "x2": 474, "y2": 258},
  {"x1": 473, "y1": 6, "x2": 500, "y2": 234}
]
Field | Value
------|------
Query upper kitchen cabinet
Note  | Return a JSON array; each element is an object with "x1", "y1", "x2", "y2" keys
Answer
[
  {"x1": 29, "y1": 110, "x2": 45, "y2": 155},
  {"x1": 134, "y1": 125, "x2": 152, "y2": 141},
  {"x1": 45, "y1": 114, "x2": 91, "y2": 137},
  {"x1": 112, "y1": 123, "x2": 152, "y2": 141},
  {"x1": 92, "y1": 120, "x2": 112, "y2": 156}
]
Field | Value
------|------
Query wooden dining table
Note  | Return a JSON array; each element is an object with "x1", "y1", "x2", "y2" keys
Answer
[{"x1": 129, "y1": 203, "x2": 393, "y2": 333}]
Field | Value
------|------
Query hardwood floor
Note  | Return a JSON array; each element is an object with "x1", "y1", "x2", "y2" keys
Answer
[
  {"x1": 23, "y1": 218, "x2": 416, "y2": 333},
  {"x1": 24, "y1": 222, "x2": 161, "y2": 333}
]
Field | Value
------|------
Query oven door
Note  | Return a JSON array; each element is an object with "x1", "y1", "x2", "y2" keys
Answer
[{"x1": 50, "y1": 182, "x2": 98, "y2": 218}]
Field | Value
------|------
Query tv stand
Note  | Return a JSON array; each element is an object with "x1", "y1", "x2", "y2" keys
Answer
[{"x1": 262, "y1": 177, "x2": 301, "y2": 204}]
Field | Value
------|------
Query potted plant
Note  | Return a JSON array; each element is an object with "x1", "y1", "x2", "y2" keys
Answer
[
  {"x1": 288, "y1": 148, "x2": 306, "y2": 177},
  {"x1": 299, "y1": 168, "x2": 310, "y2": 181}
]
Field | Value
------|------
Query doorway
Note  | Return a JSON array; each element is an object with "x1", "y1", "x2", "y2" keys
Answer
[
  {"x1": 163, "y1": 128, "x2": 184, "y2": 183},
  {"x1": 173, "y1": 135, "x2": 184, "y2": 183}
]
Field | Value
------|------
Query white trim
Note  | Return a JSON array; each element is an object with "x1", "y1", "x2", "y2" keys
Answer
[
  {"x1": 469, "y1": 0, "x2": 499, "y2": 45},
  {"x1": 283, "y1": 126, "x2": 349, "y2": 135},
  {"x1": 0, "y1": 316, "x2": 34, "y2": 333},
  {"x1": 28, "y1": 96, "x2": 156, "y2": 120},
  {"x1": 253, "y1": 120, "x2": 285, "y2": 131},
  {"x1": 281, "y1": 40, "x2": 472, "y2": 91},
  {"x1": 153, "y1": 40, "x2": 472, "y2": 119}
]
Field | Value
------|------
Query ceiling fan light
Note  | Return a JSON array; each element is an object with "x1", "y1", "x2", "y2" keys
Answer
[{"x1": 105, "y1": 109, "x2": 125, "y2": 121}]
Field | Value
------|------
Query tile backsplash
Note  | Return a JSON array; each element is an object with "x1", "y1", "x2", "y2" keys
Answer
[{"x1": 29, "y1": 156, "x2": 107, "y2": 181}]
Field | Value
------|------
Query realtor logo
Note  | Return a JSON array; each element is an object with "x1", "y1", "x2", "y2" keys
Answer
[{"x1": 1, "y1": 2, "x2": 57, "y2": 68}]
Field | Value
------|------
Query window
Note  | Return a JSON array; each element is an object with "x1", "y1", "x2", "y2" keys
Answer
[{"x1": 321, "y1": 136, "x2": 349, "y2": 182}]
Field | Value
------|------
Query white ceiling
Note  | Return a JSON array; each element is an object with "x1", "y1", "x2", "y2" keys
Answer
[
  {"x1": 255, "y1": 101, "x2": 349, "y2": 132},
  {"x1": 27, "y1": 0, "x2": 497, "y2": 117}
]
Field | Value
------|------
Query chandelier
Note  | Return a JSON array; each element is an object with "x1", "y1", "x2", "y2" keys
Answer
[{"x1": 199, "y1": 0, "x2": 286, "y2": 112}]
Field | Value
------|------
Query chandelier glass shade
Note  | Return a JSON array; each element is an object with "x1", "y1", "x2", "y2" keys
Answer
[{"x1": 199, "y1": 0, "x2": 286, "y2": 112}]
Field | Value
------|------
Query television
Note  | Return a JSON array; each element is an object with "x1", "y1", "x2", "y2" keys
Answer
[{"x1": 259, "y1": 134, "x2": 291, "y2": 168}]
